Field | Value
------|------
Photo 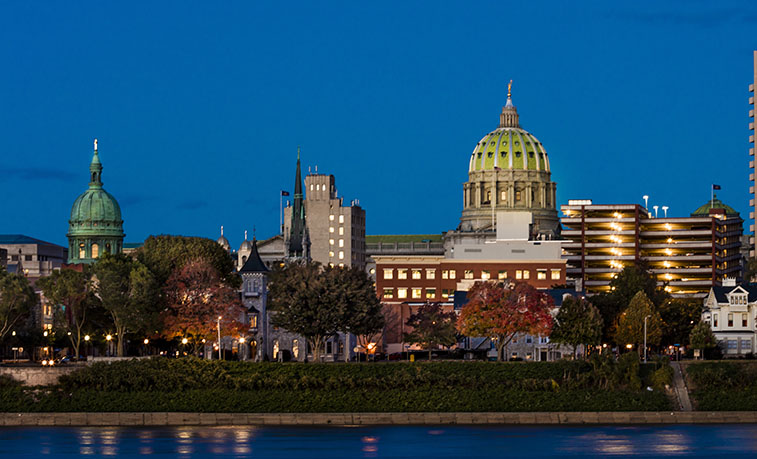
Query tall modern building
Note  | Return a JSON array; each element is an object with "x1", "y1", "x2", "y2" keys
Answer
[
  {"x1": 561, "y1": 199, "x2": 743, "y2": 297},
  {"x1": 283, "y1": 152, "x2": 366, "y2": 269},
  {"x1": 455, "y1": 82, "x2": 558, "y2": 239},
  {"x1": 749, "y1": 50, "x2": 757, "y2": 259},
  {"x1": 67, "y1": 139, "x2": 124, "y2": 263}
]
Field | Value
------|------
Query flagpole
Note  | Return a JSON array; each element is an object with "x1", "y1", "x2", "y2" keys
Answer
[
  {"x1": 280, "y1": 192, "x2": 283, "y2": 235},
  {"x1": 711, "y1": 185, "x2": 714, "y2": 209}
]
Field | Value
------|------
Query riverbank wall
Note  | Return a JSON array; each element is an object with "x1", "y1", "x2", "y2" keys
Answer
[{"x1": 3, "y1": 411, "x2": 757, "y2": 427}]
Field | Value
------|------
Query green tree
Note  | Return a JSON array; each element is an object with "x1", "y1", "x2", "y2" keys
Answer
[
  {"x1": 457, "y1": 281, "x2": 554, "y2": 362},
  {"x1": 404, "y1": 302, "x2": 457, "y2": 361},
  {"x1": 615, "y1": 291, "x2": 663, "y2": 354},
  {"x1": 658, "y1": 298, "x2": 702, "y2": 347},
  {"x1": 92, "y1": 253, "x2": 161, "y2": 356},
  {"x1": 337, "y1": 266, "x2": 385, "y2": 361},
  {"x1": 550, "y1": 296, "x2": 602, "y2": 359},
  {"x1": 37, "y1": 268, "x2": 92, "y2": 359},
  {"x1": 689, "y1": 320, "x2": 718, "y2": 358},
  {"x1": 136, "y1": 235, "x2": 239, "y2": 288},
  {"x1": 0, "y1": 268, "x2": 37, "y2": 340}
]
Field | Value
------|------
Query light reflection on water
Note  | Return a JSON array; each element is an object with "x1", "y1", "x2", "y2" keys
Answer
[{"x1": 2, "y1": 424, "x2": 757, "y2": 457}]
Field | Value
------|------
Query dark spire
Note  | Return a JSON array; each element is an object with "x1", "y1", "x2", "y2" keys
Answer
[
  {"x1": 240, "y1": 237, "x2": 268, "y2": 273},
  {"x1": 288, "y1": 146, "x2": 307, "y2": 258}
]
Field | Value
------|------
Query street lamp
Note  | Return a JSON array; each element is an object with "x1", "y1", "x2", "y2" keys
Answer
[
  {"x1": 662, "y1": 206, "x2": 669, "y2": 218},
  {"x1": 106, "y1": 334, "x2": 112, "y2": 357},
  {"x1": 643, "y1": 315, "x2": 651, "y2": 363},
  {"x1": 84, "y1": 335, "x2": 91, "y2": 360},
  {"x1": 653, "y1": 205, "x2": 659, "y2": 218},
  {"x1": 642, "y1": 195, "x2": 649, "y2": 210},
  {"x1": 217, "y1": 316, "x2": 223, "y2": 360}
]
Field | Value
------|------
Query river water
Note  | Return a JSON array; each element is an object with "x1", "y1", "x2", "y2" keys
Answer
[{"x1": 1, "y1": 424, "x2": 756, "y2": 457}]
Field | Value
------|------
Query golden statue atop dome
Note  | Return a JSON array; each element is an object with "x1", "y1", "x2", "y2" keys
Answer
[{"x1": 507, "y1": 80, "x2": 512, "y2": 98}]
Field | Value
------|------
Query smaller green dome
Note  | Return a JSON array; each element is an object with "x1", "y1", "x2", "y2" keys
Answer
[{"x1": 692, "y1": 196, "x2": 739, "y2": 216}]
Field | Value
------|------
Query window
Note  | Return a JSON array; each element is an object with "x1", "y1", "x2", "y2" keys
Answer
[
  {"x1": 91, "y1": 243, "x2": 99, "y2": 259},
  {"x1": 516, "y1": 270, "x2": 523, "y2": 280},
  {"x1": 338, "y1": 251, "x2": 344, "y2": 260},
  {"x1": 728, "y1": 313, "x2": 734, "y2": 327},
  {"x1": 744, "y1": 313, "x2": 749, "y2": 327},
  {"x1": 728, "y1": 340, "x2": 738, "y2": 350},
  {"x1": 310, "y1": 184, "x2": 314, "y2": 191},
  {"x1": 551, "y1": 269, "x2": 561, "y2": 280},
  {"x1": 501, "y1": 191, "x2": 507, "y2": 201},
  {"x1": 526, "y1": 336, "x2": 532, "y2": 344},
  {"x1": 449, "y1": 270, "x2": 456, "y2": 279},
  {"x1": 426, "y1": 269, "x2": 436, "y2": 280},
  {"x1": 273, "y1": 340, "x2": 280, "y2": 360},
  {"x1": 412, "y1": 269, "x2": 422, "y2": 280},
  {"x1": 713, "y1": 314, "x2": 718, "y2": 327},
  {"x1": 426, "y1": 288, "x2": 436, "y2": 299},
  {"x1": 398, "y1": 269, "x2": 408, "y2": 280},
  {"x1": 481, "y1": 270, "x2": 490, "y2": 280},
  {"x1": 339, "y1": 227, "x2": 344, "y2": 235},
  {"x1": 329, "y1": 239, "x2": 335, "y2": 245},
  {"x1": 412, "y1": 288, "x2": 422, "y2": 299},
  {"x1": 383, "y1": 269, "x2": 393, "y2": 280},
  {"x1": 339, "y1": 239, "x2": 344, "y2": 247},
  {"x1": 498, "y1": 270, "x2": 507, "y2": 280},
  {"x1": 537, "y1": 269, "x2": 547, "y2": 280},
  {"x1": 329, "y1": 226, "x2": 335, "y2": 233},
  {"x1": 464, "y1": 270, "x2": 474, "y2": 279},
  {"x1": 293, "y1": 340, "x2": 299, "y2": 359},
  {"x1": 516, "y1": 191, "x2": 522, "y2": 201},
  {"x1": 442, "y1": 289, "x2": 450, "y2": 299},
  {"x1": 339, "y1": 215, "x2": 344, "y2": 223},
  {"x1": 442, "y1": 270, "x2": 449, "y2": 279},
  {"x1": 397, "y1": 288, "x2": 408, "y2": 299},
  {"x1": 741, "y1": 339, "x2": 751, "y2": 351},
  {"x1": 329, "y1": 214, "x2": 335, "y2": 221},
  {"x1": 329, "y1": 251, "x2": 335, "y2": 257},
  {"x1": 25, "y1": 255, "x2": 32, "y2": 261},
  {"x1": 523, "y1": 270, "x2": 530, "y2": 279},
  {"x1": 326, "y1": 341, "x2": 333, "y2": 354},
  {"x1": 79, "y1": 243, "x2": 85, "y2": 259}
]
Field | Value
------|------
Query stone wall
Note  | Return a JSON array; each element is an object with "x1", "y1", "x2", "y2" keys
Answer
[{"x1": 0, "y1": 366, "x2": 80, "y2": 386}]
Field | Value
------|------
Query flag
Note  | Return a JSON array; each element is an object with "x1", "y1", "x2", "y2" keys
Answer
[
  {"x1": 712, "y1": 184, "x2": 721, "y2": 190},
  {"x1": 281, "y1": 190, "x2": 290, "y2": 196}
]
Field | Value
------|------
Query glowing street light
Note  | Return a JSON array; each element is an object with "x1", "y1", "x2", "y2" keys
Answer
[
  {"x1": 662, "y1": 206, "x2": 669, "y2": 218},
  {"x1": 144, "y1": 338, "x2": 149, "y2": 345},
  {"x1": 653, "y1": 205, "x2": 659, "y2": 218},
  {"x1": 181, "y1": 338, "x2": 188, "y2": 345}
]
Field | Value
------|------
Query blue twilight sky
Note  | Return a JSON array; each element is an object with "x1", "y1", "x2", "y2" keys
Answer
[{"x1": 2, "y1": 1, "x2": 757, "y2": 248}]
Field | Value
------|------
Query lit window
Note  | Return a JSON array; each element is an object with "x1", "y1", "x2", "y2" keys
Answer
[
  {"x1": 329, "y1": 251, "x2": 334, "y2": 257},
  {"x1": 339, "y1": 239, "x2": 344, "y2": 247},
  {"x1": 338, "y1": 251, "x2": 344, "y2": 260},
  {"x1": 329, "y1": 227, "x2": 335, "y2": 233},
  {"x1": 398, "y1": 269, "x2": 408, "y2": 280},
  {"x1": 329, "y1": 239, "x2": 335, "y2": 245},
  {"x1": 551, "y1": 269, "x2": 561, "y2": 280},
  {"x1": 449, "y1": 270, "x2": 456, "y2": 279},
  {"x1": 339, "y1": 227, "x2": 344, "y2": 235},
  {"x1": 383, "y1": 269, "x2": 393, "y2": 280},
  {"x1": 91, "y1": 243, "x2": 99, "y2": 259},
  {"x1": 412, "y1": 288, "x2": 422, "y2": 299},
  {"x1": 412, "y1": 269, "x2": 422, "y2": 280},
  {"x1": 398, "y1": 288, "x2": 408, "y2": 299},
  {"x1": 465, "y1": 270, "x2": 474, "y2": 279},
  {"x1": 442, "y1": 289, "x2": 450, "y2": 299},
  {"x1": 383, "y1": 288, "x2": 394, "y2": 299},
  {"x1": 537, "y1": 269, "x2": 547, "y2": 280},
  {"x1": 426, "y1": 288, "x2": 436, "y2": 299},
  {"x1": 329, "y1": 215, "x2": 335, "y2": 221},
  {"x1": 426, "y1": 269, "x2": 436, "y2": 279},
  {"x1": 338, "y1": 263, "x2": 344, "y2": 267},
  {"x1": 339, "y1": 215, "x2": 344, "y2": 223},
  {"x1": 516, "y1": 191, "x2": 522, "y2": 201},
  {"x1": 516, "y1": 270, "x2": 523, "y2": 280},
  {"x1": 523, "y1": 270, "x2": 530, "y2": 279},
  {"x1": 310, "y1": 184, "x2": 314, "y2": 191},
  {"x1": 442, "y1": 270, "x2": 449, "y2": 279},
  {"x1": 498, "y1": 270, "x2": 507, "y2": 280},
  {"x1": 481, "y1": 270, "x2": 490, "y2": 280},
  {"x1": 78, "y1": 243, "x2": 85, "y2": 259},
  {"x1": 501, "y1": 191, "x2": 507, "y2": 201}
]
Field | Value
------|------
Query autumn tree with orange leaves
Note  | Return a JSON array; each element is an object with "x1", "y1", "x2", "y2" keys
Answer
[
  {"x1": 458, "y1": 281, "x2": 554, "y2": 362},
  {"x1": 162, "y1": 258, "x2": 246, "y2": 355}
]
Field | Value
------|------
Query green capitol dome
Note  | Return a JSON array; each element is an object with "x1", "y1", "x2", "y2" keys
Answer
[
  {"x1": 692, "y1": 196, "x2": 739, "y2": 217},
  {"x1": 66, "y1": 139, "x2": 124, "y2": 263}
]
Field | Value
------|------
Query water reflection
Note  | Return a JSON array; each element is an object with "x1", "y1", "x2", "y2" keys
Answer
[{"x1": 1, "y1": 424, "x2": 757, "y2": 457}]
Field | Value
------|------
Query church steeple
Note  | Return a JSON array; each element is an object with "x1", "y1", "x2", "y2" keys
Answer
[
  {"x1": 89, "y1": 138, "x2": 103, "y2": 188},
  {"x1": 287, "y1": 146, "x2": 309, "y2": 259}
]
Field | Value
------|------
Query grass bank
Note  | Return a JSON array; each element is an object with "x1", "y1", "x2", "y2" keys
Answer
[{"x1": 685, "y1": 361, "x2": 757, "y2": 410}]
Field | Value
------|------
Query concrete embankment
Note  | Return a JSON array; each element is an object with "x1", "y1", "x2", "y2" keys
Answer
[{"x1": 3, "y1": 411, "x2": 757, "y2": 427}]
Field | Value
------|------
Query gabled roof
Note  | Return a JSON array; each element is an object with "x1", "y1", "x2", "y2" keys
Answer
[
  {"x1": 239, "y1": 238, "x2": 268, "y2": 273},
  {"x1": 0, "y1": 234, "x2": 62, "y2": 247},
  {"x1": 710, "y1": 284, "x2": 757, "y2": 303}
]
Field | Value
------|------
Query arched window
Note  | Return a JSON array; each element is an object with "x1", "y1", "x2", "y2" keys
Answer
[
  {"x1": 79, "y1": 243, "x2": 86, "y2": 259},
  {"x1": 91, "y1": 243, "x2": 99, "y2": 258}
]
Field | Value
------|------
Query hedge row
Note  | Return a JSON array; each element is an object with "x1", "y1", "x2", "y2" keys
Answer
[{"x1": 686, "y1": 362, "x2": 757, "y2": 410}]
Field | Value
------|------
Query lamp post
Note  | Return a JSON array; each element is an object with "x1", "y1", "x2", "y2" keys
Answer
[
  {"x1": 84, "y1": 334, "x2": 91, "y2": 361},
  {"x1": 643, "y1": 195, "x2": 649, "y2": 210},
  {"x1": 662, "y1": 206, "x2": 669, "y2": 218},
  {"x1": 653, "y1": 205, "x2": 659, "y2": 218},
  {"x1": 217, "y1": 316, "x2": 222, "y2": 360},
  {"x1": 643, "y1": 315, "x2": 650, "y2": 363},
  {"x1": 144, "y1": 338, "x2": 149, "y2": 356},
  {"x1": 106, "y1": 334, "x2": 112, "y2": 357}
]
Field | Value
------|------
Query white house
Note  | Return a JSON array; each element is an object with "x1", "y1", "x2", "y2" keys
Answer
[{"x1": 702, "y1": 280, "x2": 757, "y2": 356}]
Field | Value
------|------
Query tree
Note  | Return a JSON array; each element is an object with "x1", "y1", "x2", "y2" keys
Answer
[
  {"x1": 689, "y1": 320, "x2": 718, "y2": 358},
  {"x1": 458, "y1": 281, "x2": 554, "y2": 362},
  {"x1": 550, "y1": 296, "x2": 602, "y2": 359},
  {"x1": 136, "y1": 235, "x2": 239, "y2": 288},
  {"x1": 404, "y1": 302, "x2": 457, "y2": 361},
  {"x1": 658, "y1": 298, "x2": 702, "y2": 347},
  {"x1": 336, "y1": 266, "x2": 385, "y2": 362},
  {"x1": 0, "y1": 268, "x2": 37, "y2": 340},
  {"x1": 37, "y1": 268, "x2": 92, "y2": 359},
  {"x1": 162, "y1": 258, "x2": 246, "y2": 355},
  {"x1": 592, "y1": 262, "x2": 668, "y2": 344},
  {"x1": 615, "y1": 291, "x2": 663, "y2": 354},
  {"x1": 92, "y1": 253, "x2": 161, "y2": 356},
  {"x1": 269, "y1": 262, "x2": 381, "y2": 362}
]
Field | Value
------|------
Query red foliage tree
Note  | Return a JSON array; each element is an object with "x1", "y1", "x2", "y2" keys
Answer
[
  {"x1": 457, "y1": 281, "x2": 554, "y2": 361},
  {"x1": 162, "y1": 258, "x2": 246, "y2": 355}
]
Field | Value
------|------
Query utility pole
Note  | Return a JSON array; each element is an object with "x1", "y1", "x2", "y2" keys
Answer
[{"x1": 217, "y1": 316, "x2": 222, "y2": 360}]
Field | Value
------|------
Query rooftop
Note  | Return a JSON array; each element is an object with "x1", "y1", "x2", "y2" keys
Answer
[
  {"x1": 0, "y1": 234, "x2": 64, "y2": 247},
  {"x1": 367, "y1": 234, "x2": 443, "y2": 244}
]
